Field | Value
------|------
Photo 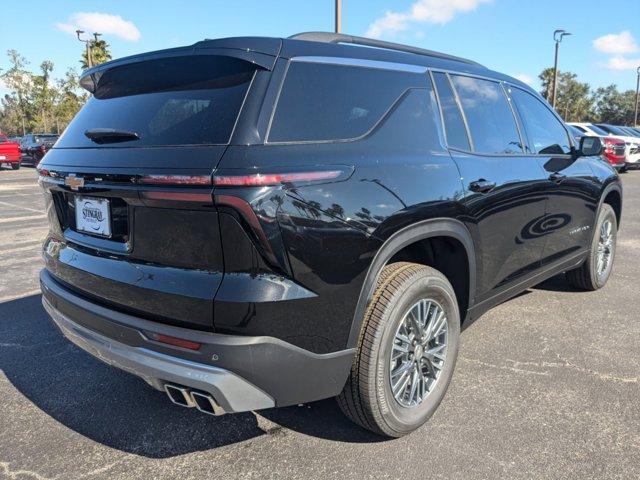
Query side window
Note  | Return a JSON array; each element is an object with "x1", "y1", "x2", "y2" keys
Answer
[
  {"x1": 450, "y1": 75, "x2": 523, "y2": 154},
  {"x1": 268, "y1": 61, "x2": 421, "y2": 142},
  {"x1": 509, "y1": 88, "x2": 571, "y2": 155},
  {"x1": 431, "y1": 72, "x2": 470, "y2": 151}
]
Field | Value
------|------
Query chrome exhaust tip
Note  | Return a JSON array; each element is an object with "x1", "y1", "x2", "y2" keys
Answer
[
  {"x1": 164, "y1": 384, "x2": 195, "y2": 408},
  {"x1": 190, "y1": 390, "x2": 226, "y2": 416}
]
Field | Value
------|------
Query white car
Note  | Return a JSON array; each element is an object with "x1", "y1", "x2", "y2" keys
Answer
[{"x1": 569, "y1": 122, "x2": 640, "y2": 169}]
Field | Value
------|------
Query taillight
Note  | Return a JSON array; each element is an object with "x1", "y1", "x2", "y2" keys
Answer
[
  {"x1": 139, "y1": 174, "x2": 212, "y2": 186},
  {"x1": 213, "y1": 170, "x2": 342, "y2": 187}
]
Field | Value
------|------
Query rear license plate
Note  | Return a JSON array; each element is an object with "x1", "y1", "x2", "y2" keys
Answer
[
  {"x1": 75, "y1": 196, "x2": 111, "y2": 237},
  {"x1": 0, "y1": 155, "x2": 6, "y2": 160}
]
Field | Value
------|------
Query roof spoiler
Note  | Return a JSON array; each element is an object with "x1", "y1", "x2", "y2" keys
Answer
[{"x1": 79, "y1": 40, "x2": 280, "y2": 93}]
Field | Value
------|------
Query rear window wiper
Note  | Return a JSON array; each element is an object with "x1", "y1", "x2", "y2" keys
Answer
[{"x1": 84, "y1": 128, "x2": 140, "y2": 144}]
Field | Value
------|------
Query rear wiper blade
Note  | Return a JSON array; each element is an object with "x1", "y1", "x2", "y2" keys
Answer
[{"x1": 84, "y1": 128, "x2": 140, "y2": 144}]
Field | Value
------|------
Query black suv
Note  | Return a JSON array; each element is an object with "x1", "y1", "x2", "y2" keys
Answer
[
  {"x1": 20, "y1": 133, "x2": 59, "y2": 166},
  {"x1": 39, "y1": 33, "x2": 622, "y2": 437}
]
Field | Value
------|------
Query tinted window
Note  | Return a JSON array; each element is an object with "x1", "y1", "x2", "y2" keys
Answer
[
  {"x1": 57, "y1": 56, "x2": 255, "y2": 148},
  {"x1": 432, "y1": 72, "x2": 470, "y2": 150},
  {"x1": 450, "y1": 75, "x2": 522, "y2": 154},
  {"x1": 597, "y1": 124, "x2": 628, "y2": 136},
  {"x1": 571, "y1": 125, "x2": 587, "y2": 133},
  {"x1": 510, "y1": 88, "x2": 571, "y2": 155},
  {"x1": 268, "y1": 62, "x2": 420, "y2": 142},
  {"x1": 587, "y1": 124, "x2": 608, "y2": 136}
]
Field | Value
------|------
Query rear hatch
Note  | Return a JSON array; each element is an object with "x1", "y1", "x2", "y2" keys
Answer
[{"x1": 39, "y1": 51, "x2": 264, "y2": 329}]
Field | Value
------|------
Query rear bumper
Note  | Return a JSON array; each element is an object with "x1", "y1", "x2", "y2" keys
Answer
[{"x1": 40, "y1": 269, "x2": 354, "y2": 411}]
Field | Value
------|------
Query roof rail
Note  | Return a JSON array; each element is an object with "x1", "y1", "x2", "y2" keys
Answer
[{"x1": 289, "y1": 32, "x2": 482, "y2": 67}]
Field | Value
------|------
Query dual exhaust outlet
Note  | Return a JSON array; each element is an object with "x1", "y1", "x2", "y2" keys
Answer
[{"x1": 164, "y1": 384, "x2": 225, "y2": 416}]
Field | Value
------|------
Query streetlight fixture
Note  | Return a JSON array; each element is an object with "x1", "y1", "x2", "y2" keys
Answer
[
  {"x1": 76, "y1": 29, "x2": 93, "y2": 68},
  {"x1": 634, "y1": 66, "x2": 640, "y2": 126},
  {"x1": 551, "y1": 29, "x2": 572, "y2": 110}
]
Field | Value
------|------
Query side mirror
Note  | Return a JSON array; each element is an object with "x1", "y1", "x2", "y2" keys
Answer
[{"x1": 577, "y1": 136, "x2": 604, "y2": 157}]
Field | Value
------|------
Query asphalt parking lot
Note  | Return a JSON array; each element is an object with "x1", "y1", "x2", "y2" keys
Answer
[{"x1": 0, "y1": 166, "x2": 638, "y2": 480}]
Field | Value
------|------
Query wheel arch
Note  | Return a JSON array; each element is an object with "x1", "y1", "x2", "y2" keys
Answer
[
  {"x1": 600, "y1": 182, "x2": 622, "y2": 227},
  {"x1": 346, "y1": 218, "x2": 476, "y2": 348}
]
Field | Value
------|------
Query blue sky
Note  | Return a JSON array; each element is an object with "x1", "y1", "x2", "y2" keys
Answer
[{"x1": 1, "y1": 0, "x2": 640, "y2": 94}]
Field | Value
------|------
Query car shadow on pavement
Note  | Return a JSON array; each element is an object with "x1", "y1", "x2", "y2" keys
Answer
[
  {"x1": 0, "y1": 294, "x2": 380, "y2": 458},
  {"x1": 531, "y1": 273, "x2": 584, "y2": 293}
]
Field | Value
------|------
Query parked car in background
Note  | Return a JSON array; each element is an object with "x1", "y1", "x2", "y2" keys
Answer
[
  {"x1": 566, "y1": 123, "x2": 627, "y2": 172},
  {"x1": 570, "y1": 122, "x2": 639, "y2": 170},
  {"x1": 0, "y1": 134, "x2": 21, "y2": 170},
  {"x1": 20, "y1": 134, "x2": 59, "y2": 166},
  {"x1": 38, "y1": 32, "x2": 622, "y2": 438},
  {"x1": 601, "y1": 137, "x2": 627, "y2": 172}
]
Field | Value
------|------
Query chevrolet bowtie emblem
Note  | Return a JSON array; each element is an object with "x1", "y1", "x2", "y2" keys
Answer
[{"x1": 65, "y1": 174, "x2": 85, "y2": 191}]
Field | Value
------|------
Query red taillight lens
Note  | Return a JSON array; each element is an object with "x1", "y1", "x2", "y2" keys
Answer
[
  {"x1": 139, "y1": 175, "x2": 212, "y2": 186},
  {"x1": 213, "y1": 170, "x2": 342, "y2": 187},
  {"x1": 146, "y1": 332, "x2": 201, "y2": 351}
]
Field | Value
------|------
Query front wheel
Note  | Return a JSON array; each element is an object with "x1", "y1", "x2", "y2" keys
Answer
[
  {"x1": 337, "y1": 262, "x2": 460, "y2": 437},
  {"x1": 566, "y1": 204, "x2": 617, "y2": 290}
]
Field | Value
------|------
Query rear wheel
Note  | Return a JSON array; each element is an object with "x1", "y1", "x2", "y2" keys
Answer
[
  {"x1": 566, "y1": 204, "x2": 617, "y2": 290},
  {"x1": 10, "y1": 163, "x2": 20, "y2": 170},
  {"x1": 337, "y1": 262, "x2": 460, "y2": 437}
]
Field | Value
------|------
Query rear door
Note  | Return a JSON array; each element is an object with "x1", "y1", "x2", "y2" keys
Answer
[
  {"x1": 508, "y1": 86, "x2": 600, "y2": 265},
  {"x1": 40, "y1": 54, "x2": 261, "y2": 329},
  {"x1": 432, "y1": 72, "x2": 548, "y2": 303}
]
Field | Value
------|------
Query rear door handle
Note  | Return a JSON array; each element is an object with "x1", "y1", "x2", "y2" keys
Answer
[
  {"x1": 469, "y1": 179, "x2": 496, "y2": 193},
  {"x1": 549, "y1": 172, "x2": 566, "y2": 183}
]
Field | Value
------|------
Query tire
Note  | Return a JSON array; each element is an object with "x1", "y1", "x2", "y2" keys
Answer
[
  {"x1": 566, "y1": 204, "x2": 617, "y2": 291},
  {"x1": 11, "y1": 163, "x2": 20, "y2": 170},
  {"x1": 337, "y1": 262, "x2": 460, "y2": 437}
]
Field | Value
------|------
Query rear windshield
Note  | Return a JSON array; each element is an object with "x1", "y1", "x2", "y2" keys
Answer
[{"x1": 57, "y1": 56, "x2": 256, "y2": 148}]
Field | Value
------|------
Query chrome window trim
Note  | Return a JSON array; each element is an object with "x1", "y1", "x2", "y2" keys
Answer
[{"x1": 290, "y1": 56, "x2": 428, "y2": 74}]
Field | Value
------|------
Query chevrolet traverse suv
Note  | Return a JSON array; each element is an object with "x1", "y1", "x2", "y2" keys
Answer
[{"x1": 39, "y1": 32, "x2": 622, "y2": 437}]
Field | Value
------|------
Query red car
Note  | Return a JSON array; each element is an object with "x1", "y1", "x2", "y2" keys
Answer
[
  {"x1": 602, "y1": 136, "x2": 626, "y2": 172},
  {"x1": 0, "y1": 134, "x2": 21, "y2": 170}
]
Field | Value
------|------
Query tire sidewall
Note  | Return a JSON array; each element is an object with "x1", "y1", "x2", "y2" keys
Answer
[
  {"x1": 373, "y1": 271, "x2": 460, "y2": 436},
  {"x1": 589, "y1": 205, "x2": 617, "y2": 288}
]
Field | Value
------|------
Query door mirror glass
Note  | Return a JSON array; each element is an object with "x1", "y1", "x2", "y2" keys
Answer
[{"x1": 578, "y1": 136, "x2": 604, "y2": 157}]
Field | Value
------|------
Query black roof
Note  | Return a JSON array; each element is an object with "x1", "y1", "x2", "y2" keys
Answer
[{"x1": 80, "y1": 32, "x2": 533, "y2": 94}]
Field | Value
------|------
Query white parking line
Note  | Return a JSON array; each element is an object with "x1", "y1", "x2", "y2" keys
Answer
[
  {"x1": 0, "y1": 200, "x2": 43, "y2": 214},
  {"x1": 0, "y1": 243, "x2": 43, "y2": 255},
  {"x1": 0, "y1": 214, "x2": 47, "y2": 224}
]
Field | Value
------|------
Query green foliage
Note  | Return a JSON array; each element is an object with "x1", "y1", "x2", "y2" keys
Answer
[
  {"x1": 0, "y1": 50, "x2": 88, "y2": 136},
  {"x1": 539, "y1": 68, "x2": 594, "y2": 122},
  {"x1": 81, "y1": 39, "x2": 112, "y2": 69}
]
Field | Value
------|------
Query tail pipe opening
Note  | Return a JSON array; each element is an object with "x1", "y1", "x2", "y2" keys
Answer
[{"x1": 164, "y1": 383, "x2": 226, "y2": 416}]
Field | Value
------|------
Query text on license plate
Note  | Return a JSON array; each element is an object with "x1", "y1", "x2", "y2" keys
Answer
[{"x1": 75, "y1": 196, "x2": 111, "y2": 237}]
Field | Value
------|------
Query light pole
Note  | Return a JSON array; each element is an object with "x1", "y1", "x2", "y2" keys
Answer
[
  {"x1": 76, "y1": 30, "x2": 92, "y2": 68},
  {"x1": 552, "y1": 29, "x2": 571, "y2": 110},
  {"x1": 634, "y1": 66, "x2": 640, "y2": 126},
  {"x1": 335, "y1": 0, "x2": 341, "y2": 33}
]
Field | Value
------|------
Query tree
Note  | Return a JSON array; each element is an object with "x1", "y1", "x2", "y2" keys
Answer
[
  {"x1": 0, "y1": 49, "x2": 33, "y2": 135},
  {"x1": 0, "y1": 50, "x2": 88, "y2": 135},
  {"x1": 31, "y1": 60, "x2": 56, "y2": 132},
  {"x1": 591, "y1": 85, "x2": 636, "y2": 125},
  {"x1": 54, "y1": 68, "x2": 87, "y2": 133},
  {"x1": 81, "y1": 39, "x2": 112, "y2": 69},
  {"x1": 539, "y1": 68, "x2": 593, "y2": 121}
]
